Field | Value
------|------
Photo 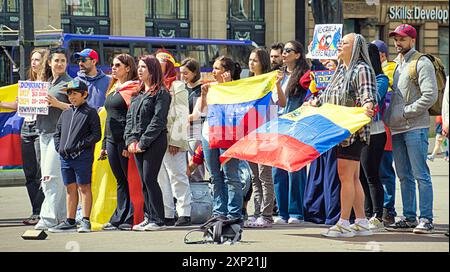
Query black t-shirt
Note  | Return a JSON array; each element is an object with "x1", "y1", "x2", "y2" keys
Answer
[
  {"x1": 103, "y1": 91, "x2": 128, "y2": 147},
  {"x1": 186, "y1": 83, "x2": 202, "y2": 114}
]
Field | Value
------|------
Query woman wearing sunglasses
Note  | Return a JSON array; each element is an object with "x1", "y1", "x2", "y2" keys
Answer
[
  {"x1": 100, "y1": 54, "x2": 140, "y2": 231},
  {"x1": 271, "y1": 41, "x2": 311, "y2": 226}
]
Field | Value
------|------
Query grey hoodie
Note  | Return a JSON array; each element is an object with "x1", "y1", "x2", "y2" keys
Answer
[{"x1": 384, "y1": 48, "x2": 438, "y2": 135}]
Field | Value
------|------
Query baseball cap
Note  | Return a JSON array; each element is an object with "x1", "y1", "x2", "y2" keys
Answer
[
  {"x1": 389, "y1": 24, "x2": 417, "y2": 39},
  {"x1": 74, "y1": 48, "x2": 99, "y2": 62},
  {"x1": 62, "y1": 79, "x2": 88, "y2": 94},
  {"x1": 371, "y1": 40, "x2": 388, "y2": 55}
]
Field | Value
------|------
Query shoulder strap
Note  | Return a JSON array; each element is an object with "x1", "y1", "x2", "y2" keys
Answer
[
  {"x1": 409, "y1": 52, "x2": 426, "y2": 87},
  {"x1": 184, "y1": 229, "x2": 210, "y2": 244}
]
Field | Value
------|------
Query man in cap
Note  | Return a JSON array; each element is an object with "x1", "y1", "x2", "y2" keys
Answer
[
  {"x1": 384, "y1": 24, "x2": 438, "y2": 234},
  {"x1": 74, "y1": 48, "x2": 111, "y2": 110}
]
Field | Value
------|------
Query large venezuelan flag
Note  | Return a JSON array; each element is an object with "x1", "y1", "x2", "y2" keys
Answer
[
  {"x1": 207, "y1": 71, "x2": 277, "y2": 149},
  {"x1": 221, "y1": 104, "x2": 371, "y2": 172},
  {"x1": 0, "y1": 84, "x2": 23, "y2": 168}
]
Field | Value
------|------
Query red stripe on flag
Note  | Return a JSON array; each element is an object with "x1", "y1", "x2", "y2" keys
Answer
[
  {"x1": 209, "y1": 107, "x2": 265, "y2": 149},
  {"x1": 221, "y1": 133, "x2": 320, "y2": 172},
  {"x1": 127, "y1": 155, "x2": 144, "y2": 225},
  {"x1": 0, "y1": 134, "x2": 23, "y2": 167}
]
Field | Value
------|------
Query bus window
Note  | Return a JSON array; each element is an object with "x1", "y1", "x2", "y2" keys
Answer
[
  {"x1": 102, "y1": 44, "x2": 131, "y2": 66},
  {"x1": 207, "y1": 44, "x2": 252, "y2": 68},
  {"x1": 68, "y1": 40, "x2": 101, "y2": 65},
  {"x1": 132, "y1": 43, "x2": 151, "y2": 60},
  {"x1": 179, "y1": 45, "x2": 207, "y2": 68},
  {"x1": 150, "y1": 44, "x2": 177, "y2": 58}
]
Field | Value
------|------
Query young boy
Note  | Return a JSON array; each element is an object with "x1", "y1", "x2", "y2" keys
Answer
[{"x1": 49, "y1": 79, "x2": 101, "y2": 233}]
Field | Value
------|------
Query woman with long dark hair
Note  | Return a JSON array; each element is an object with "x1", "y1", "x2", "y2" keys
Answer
[
  {"x1": 272, "y1": 41, "x2": 311, "y2": 225},
  {"x1": 124, "y1": 55, "x2": 171, "y2": 231},
  {"x1": 359, "y1": 43, "x2": 388, "y2": 232},
  {"x1": 100, "y1": 54, "x2": 139, "y2": 231}
]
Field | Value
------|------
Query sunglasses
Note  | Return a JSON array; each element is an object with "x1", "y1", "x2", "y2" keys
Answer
[
  {"x1": 283, "y1": 48, "x2": 298, "y2": 54},
  {"x1": 78, "y1": 57, "x2": 92, "y2": 63},
  {"x1": 112, "y1": 63, "x2": 123, "y2": 68}
]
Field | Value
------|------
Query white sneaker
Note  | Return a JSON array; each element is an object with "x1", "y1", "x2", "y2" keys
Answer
[
  {"x1": 288, "y1": 218, "x2": 304, "y2": 224},
  {"x1": 247, "y1": 216, "x2": 258, "y2": 223},
  {"x1": 273, "y1": 217, "x2": 288, "y2": 225},
  {"x1": 427, "y1": 155, "x2": 434, "y2": 162},
  {"x1": 369, "y1": 217, "x2": 386, "y2": 232},
  {"x1": 144, "y1": 223, "x2": 167, "y2": 231},
  {"x1": 132, "y1": 218, "x2": 150, "y2": 231},
  {"x1": 350, "y1": 222, "x2": 373, "y2": 236},
  {"x1": 321, "y1": 224, "x2": 355, "y2": 238}
]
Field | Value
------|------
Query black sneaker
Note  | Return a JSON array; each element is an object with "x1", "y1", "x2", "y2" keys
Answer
[
  {"x1": 118, "y1": 223, "x2": 132, "y2": 231},
  {"x1": 386, "y1": 218, "x2": 418, "y2": 232},
  {"x1": 413, "y1": 218, "x2": 434, "y2": 234},
  {"x1": 164, "y1": 218, "x2": 176, "y2": 226},
  {"x1": 445, "y1": 230, "x2": 449, "y2": 237},
  {"x1": 382, "y1": 209, "x2": 395, "y2": 226},
  {"x1": 23, "y1": 215, "x2": 40, "y2": 226},
  {"x1": 175, "y1": 216, "x2": 191, "y2": 226},
  {"x1": 48, "y1": 220, "x2": 77, "y2": 233}
]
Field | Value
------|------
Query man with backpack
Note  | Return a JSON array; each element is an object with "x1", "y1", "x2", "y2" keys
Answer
[{"x1": 384, "y1": 24, "x2": 440, "y2": 234}]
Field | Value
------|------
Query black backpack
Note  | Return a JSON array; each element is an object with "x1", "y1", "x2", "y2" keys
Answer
[{"x1": 184, "y1": 216, "x2": 243, "y2": 245}]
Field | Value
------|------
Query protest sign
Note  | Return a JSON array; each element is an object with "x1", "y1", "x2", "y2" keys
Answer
[
  {"x1": 17, "y1": 81, "x2": 49, "y2": 116},
  {"x1": 310, "y1": 24, "x2": 343, "y2": 60},
  {"x1": 313, "y1": 70, "x2": 335, "y2": 90}
]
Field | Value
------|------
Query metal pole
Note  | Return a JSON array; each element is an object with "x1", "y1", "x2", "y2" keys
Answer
[
  {"x1": 19, "y1": 0, "x2": 34, "y2": 80},
  {"x1": 295, "y1": 0, "x2": 306, "y2": 46}
]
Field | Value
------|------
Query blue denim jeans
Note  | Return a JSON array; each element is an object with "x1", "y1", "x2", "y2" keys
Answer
[
  {"x1": 272, "y1": 167, "x2": 307, "y2": 221},
  {"x1": 392, "y1": 128, "x2": 433, "y2": 221},
  {"x1": 379, "y1": 150, "x2": 397, "y2": 216},
  {"x1": 202, "y1": 137, "x2": 243, "y2": 219}
]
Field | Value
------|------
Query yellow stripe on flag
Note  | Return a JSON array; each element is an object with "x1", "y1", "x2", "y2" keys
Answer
[
  {"x1": 207, "y1": 71, "x2": 277, "y2": 105},
  {"x1": 282, "y1": 103, "x2": 371, "y2": 134},
  {"x1": 0, "y1": 84, "x2": 18, "y2": 113},
  {"x1": 90, "y1": 108, "x2": 117, "y2": 231}
]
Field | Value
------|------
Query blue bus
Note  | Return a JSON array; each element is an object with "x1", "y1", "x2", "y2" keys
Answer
[{"x1": 0, "y1": 33, "x2": 258, "y2": 86}]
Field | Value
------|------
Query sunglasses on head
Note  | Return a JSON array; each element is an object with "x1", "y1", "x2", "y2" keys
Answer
[
  {"x1": 283, "y1": 48, "x2": 298, "y2": 54},
  {"x1": 78, "y1": 57, "x2": 92, "y2": 63}
]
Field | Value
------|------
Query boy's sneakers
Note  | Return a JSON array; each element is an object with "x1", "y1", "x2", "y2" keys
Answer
[
  {"x1": 386, "y1": 218, "x2": 418, "y2": 232},
  {"x1": 427, "y1": 155, "x2": 434, "y2": 162},
  {"x1": 368, "y1": 217, "x2": 386, "y2": 232},
  {"x1": 321, "y1": 223, "x2": 355, "y2": 238},
  {"x1": 413, "y1": 218, "x2": 434, "y2": 234},
  {"x1": 118, "y1": 223, "x2": 132, "y2": 231},
  {"x1": 48, "y1": 220, "x2": 77, "y2": 233},
  {"x1": 102, "y1": 222, "x2": 118, "y2": 231},
  {"x1": 77, "y1": 218, "x2": 91, "y2": 233},
  {"x1": 350, "y1": 222, "x2": 373, "y2": 236},
  {"x1": 246, "y1": 217, "x2": 272, "y2": 228},
  {"x1": 175, "y1": 216, "x2": 191, "y2": 227}
]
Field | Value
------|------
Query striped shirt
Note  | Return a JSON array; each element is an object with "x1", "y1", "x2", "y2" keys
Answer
[{"x1": 317, "y1": 60, "x2": 377, "y2": 147}]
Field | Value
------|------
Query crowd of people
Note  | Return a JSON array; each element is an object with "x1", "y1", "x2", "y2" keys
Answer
[{"x1": 1, "y1": 23, "x2": 448, "y2": 238}]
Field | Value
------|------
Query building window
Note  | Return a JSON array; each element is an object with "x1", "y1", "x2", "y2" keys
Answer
[
  {"x1": 439, "y1": 27, "x2": 449, "y2": 75},
  {"x1": 375, "y1": 25, "x2": 385, "y2": 42},
  {"x1": 344, "y1": 19, "x2": 361, "y2": 35},
  {"x1": 229, "y1": 0, "x2": 264, "y2": 22},
  {"x1": 61, "y1": 0, "x2": 109, "y2": 17},
  {"x1": 1, "y1": 0, "x2": 19, "y2": 13},
  {"x1": 146, "y1": 0, "x2": 188, "y2": 20}
]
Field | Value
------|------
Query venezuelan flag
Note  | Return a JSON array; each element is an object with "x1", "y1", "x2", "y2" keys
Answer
[
  {"x1": 0, "y1": 84, "x2": 23, "y2": 168},
  {"x1": 221, "y1": 104, "x2": 371, "y2": 172},
  {"x1": 207, "y1": 71, "x2": 277, "y2": 149}
]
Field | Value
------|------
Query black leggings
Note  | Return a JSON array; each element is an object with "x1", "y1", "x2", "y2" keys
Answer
[
  {"x1": 107, "y1": 141, "x2": 134, "y2": 226},
  {"x1": 134, "y1": 133, "x2": 167, "y2": 225},
  {"x1": 360, "y1": 132, "x2": 387, "y2": 220}
]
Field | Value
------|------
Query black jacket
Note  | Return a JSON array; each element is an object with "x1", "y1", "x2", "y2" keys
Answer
[
  {"x1": 124, "y1": 87, "x2": 171, "y2": 151},
  {"x1": 54, "y1": 102, "x2": 101, "y2": 159}
]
